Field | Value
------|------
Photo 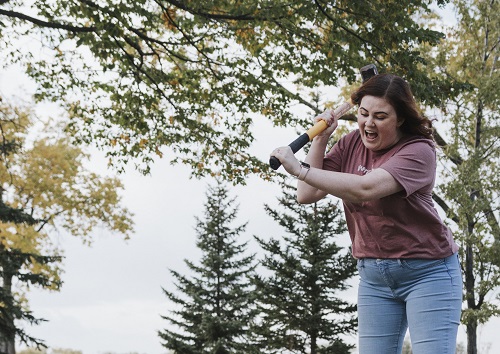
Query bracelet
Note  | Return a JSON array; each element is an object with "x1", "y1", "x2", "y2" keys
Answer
[{"x1": 298, "y1": 161, "x2": 310, "y2": 181}]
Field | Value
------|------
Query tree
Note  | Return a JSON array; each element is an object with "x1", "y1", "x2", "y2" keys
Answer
[
  {"x1": 0, "y1": 100, "x2": 36, "y2": 226},
  {"x1": 0, "y1": 245, "x2": 62, "y2": 354},
  {"x1": 423, "y1": 1, "x2": 499, "y2": 353},
  {"x1": 253, "y1": 180, "x2": 357, "y2": 353},
  {"x1": 0, "y1": 99, "x2": 134, "y2": 353},
  {"x1": 0, "y1": 100, "x2": 61, "y2": 353},
  {"x1": 159, "y1": 180, "x2": 257, "y2": 353},
  {"x1": 0, "y1": 0, "x2": 456, "y2": 182}
]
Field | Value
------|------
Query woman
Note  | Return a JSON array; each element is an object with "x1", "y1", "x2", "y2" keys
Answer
[{"x1": 270, "y1": 74, "x2": 462, "y2": 354}]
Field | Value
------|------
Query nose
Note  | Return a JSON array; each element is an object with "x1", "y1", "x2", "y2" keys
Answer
[{"x1": 365, "y1": 115, "x2": 376, "y2": 127}]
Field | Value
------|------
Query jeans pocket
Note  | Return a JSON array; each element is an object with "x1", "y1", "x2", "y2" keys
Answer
[
  {"x1": 357, "y1": 258, "x2": 365, "y2": 271},
  {"x1": 400, "y1": 258, "x2": 445, "y2": 270}
]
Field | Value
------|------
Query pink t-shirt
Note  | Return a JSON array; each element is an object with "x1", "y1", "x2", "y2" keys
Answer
[{"x1": 323, "y1": 130, "x2": 458, "y2": 259}]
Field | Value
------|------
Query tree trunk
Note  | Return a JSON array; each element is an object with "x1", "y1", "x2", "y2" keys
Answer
[
  {"x1": 310, "y1": 333, "x2": 317, "y2": 354},
  {"x1": 0, "y1": 337, "x2": 15, "y2": 354},
  {"x1": 0, "y1": 272, "x2": 16, "y2": 354},
  {"x1": 464, "y1": 94, "x2": 483, "y2": 354},
  {"x1": 466, "y1": 320, "x2": 478, "y2": 354},
  {"x1": 465, "y1": 241, "x2": 477, "y2": 354}
]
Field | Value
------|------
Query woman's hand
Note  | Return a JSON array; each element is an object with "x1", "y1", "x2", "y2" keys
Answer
[
  {"x1": 270, "y1": 146, "x2": 301, "y2": 176},
  {"x1": 315, "y1": 109, "x2": 338, "y2": 139}
]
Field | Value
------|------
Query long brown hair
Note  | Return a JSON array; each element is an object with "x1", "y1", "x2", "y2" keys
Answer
[{"x1": 351, "y1": 74, "x2": 434, "y2": 140}]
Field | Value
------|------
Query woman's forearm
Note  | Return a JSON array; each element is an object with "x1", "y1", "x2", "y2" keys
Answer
[
  {"x1": 298, "y1": 166, "x2": 403, "y2": 204},
  {"x1": 296, "y1": 136, "x2": 330, "y2": 203}
]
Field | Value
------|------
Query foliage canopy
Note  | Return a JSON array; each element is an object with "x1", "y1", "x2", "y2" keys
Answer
[{"x1": 1, "y1": 0, "x2": 456, "y2": 182}]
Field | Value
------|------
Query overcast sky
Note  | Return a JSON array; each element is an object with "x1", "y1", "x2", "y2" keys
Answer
[
  {"x1": 2, "y1": 4, "x2": 500, "y2": 352},
  {"x1": 21, "y1": 155, "x2": 292, "y2": 354}
]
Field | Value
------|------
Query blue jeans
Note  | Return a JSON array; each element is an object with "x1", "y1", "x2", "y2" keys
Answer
[{"x1": 357, "y1": 253, "x2": 462, "y2": 354}]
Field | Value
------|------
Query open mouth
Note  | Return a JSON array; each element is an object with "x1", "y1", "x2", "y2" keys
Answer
[{"x1": 365, "y1": 130, "x2": 378, "y2": 140}]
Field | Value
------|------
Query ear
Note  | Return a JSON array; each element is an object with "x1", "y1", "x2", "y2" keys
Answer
[{"x1": 397, "y1": 118, "x2": 405, "y2": 127}]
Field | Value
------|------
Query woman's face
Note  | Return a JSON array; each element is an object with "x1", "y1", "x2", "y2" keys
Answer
[{"x1": 357, "y1": 95, "x2": 404, "y2": 151}]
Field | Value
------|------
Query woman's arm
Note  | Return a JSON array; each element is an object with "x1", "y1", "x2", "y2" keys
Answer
[
  {"x1": 296, "y1": 135, "x2": 330, "y2": 203},
  {"x1": 297, "y1": 166, "x2": 403, "y2": 204},
  {"x1": 274, "y1": 145, "x2": 404, "y2": 204},
  {"x1": 270, "y1": 110, "x2": 403, "y2": 204},
  {"x1": 294, "y1": 110, "x2": 338, "y2": 203}
]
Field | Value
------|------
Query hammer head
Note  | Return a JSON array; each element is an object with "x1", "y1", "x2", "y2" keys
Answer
[{"x1": 360, "y1": 64, "x2": 378, "y2": 83}]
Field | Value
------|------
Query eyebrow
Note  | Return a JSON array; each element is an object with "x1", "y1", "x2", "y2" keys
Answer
[{"x1": 359, "y1": 106, "x2": 389, "y2": 116}]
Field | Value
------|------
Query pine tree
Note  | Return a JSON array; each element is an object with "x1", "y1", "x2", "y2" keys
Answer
[
  {"x1": 253, "y1": 181, "x2": 357, "y2": 354},
  {"x1": 0, "y1": 246, "x2": 61, "y2": 353},
  {"x1": 159, "y1": 180, "x2": 257, "y2": 353}
]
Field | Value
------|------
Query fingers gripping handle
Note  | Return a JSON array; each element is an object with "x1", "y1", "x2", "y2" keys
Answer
[{"x1": 269, "y1": 132, "x2": 311, "y2": 170}]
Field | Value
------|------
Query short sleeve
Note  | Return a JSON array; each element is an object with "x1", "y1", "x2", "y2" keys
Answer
[
  {"x1": 323, "y1": 141, "x2": 342, "y2": 172},
  {"x1": 323, "y1": 131, "x2": 359, "y2": 172},
  {"x1": 380, "y1": 140, "x2": 436, "y2": 197}
]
